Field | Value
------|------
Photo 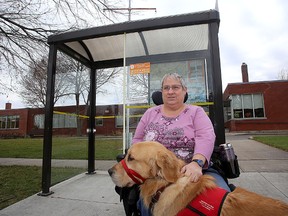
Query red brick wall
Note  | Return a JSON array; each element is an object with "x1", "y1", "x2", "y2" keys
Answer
[
  {"x1": 0, "y1": 108, "x2": 29, "y2": 137},
  {"x1": 0, "y1": 104, "x2": 124, "y2": 137},
  {"x1": 224, "y1": 80, "x2": 288, "y2": 131}
]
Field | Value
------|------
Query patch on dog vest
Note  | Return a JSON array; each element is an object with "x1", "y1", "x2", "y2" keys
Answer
[{"x1": 177, "y1": 187, "x2": 229, "y2": 216}]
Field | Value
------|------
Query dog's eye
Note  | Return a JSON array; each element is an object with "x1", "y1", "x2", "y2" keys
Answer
[{"x1": 128, "y1": 154, "x2": 134, "y2": 161}]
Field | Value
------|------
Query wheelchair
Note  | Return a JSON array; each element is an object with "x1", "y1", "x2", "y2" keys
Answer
[{"x1": 115, "y1": 91, "x2": 240, "y2": 216}]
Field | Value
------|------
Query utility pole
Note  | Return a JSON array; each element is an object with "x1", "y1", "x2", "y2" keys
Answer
[
  {"x1": 104, "y1": 1, "x2": 156, "y2": 151},
  {"x1": 104, "y1": 0, "x2": 156, "y2": 21}
]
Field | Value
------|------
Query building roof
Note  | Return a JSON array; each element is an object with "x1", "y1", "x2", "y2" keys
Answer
[{"x1": 226, "y1": 79, "x2": 288, "y2": 87}]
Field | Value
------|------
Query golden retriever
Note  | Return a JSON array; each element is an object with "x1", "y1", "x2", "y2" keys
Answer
[{"x1": 108, "y1": 141, "x2": 288, "y2": 216}]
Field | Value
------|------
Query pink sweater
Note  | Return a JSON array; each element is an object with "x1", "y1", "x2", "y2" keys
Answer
[{"x1": 132, "y1": 105, "x2": 215, "y2": 164}]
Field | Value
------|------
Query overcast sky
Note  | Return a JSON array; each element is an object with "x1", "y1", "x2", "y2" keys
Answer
[
  {"x1": 1, "y1": 0, "x2": 287, "y2": 108},
  {"x1": 131, "y1": 0, "x2": 288, "y2": 84}
]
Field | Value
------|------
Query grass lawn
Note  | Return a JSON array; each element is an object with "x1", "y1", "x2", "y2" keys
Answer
[
  {"x1": 252, "y1": 135, "x2": 288, "y2": 151},
  {"x1": 0, "y1": 136, "x2": 122, "y2": 210},
  {"x1": 0, "y1": 137, "x2": 123, "y2": 160},
  {"x1": 0, "y1": 165, "x2": 85, "y2": 210}
]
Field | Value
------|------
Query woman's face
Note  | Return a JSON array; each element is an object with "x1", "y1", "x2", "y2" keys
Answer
[{"x1": 162, "y1": 77, "x2": 187, "y2": 107}]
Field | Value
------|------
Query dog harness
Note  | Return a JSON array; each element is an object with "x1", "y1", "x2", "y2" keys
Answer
[{"x1": 177, "y1": 187, "x2": 229, "y2": 216}]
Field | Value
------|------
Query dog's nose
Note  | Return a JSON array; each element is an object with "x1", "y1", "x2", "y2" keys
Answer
[{"x1": 108, "y1": 168, "x2": 114, "y2": 176}]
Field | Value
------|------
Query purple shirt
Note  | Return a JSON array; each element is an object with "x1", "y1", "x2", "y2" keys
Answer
[{"x1": 132, "y1": 105, "x2": 215, "y2": 164}]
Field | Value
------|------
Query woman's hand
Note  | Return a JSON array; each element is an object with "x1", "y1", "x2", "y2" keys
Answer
[{"x1": 181, "y1": 162, "x2": 203, "y2": 182}]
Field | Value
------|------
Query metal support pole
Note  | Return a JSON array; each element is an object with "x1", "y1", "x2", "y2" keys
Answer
[
  {"x1": 209, "y1": 21, "x2": 226, "y2": 146},
  {"x1": 87, "y1": 67, "x2": 96, "y2": 174},
  {"x1": 38, "y1": 44, "x2": 57, "y2": 196},
  {"x1": 122, "y1": 33, "x2": 127, "y2": 153}
]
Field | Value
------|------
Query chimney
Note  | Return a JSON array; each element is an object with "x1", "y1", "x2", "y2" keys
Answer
[
  {"x1": 241, "y1": 62, "x2": 249, "y2": 82},
  {"x1": 5, "y1": 102, "x2": 12, "y2": 110}
]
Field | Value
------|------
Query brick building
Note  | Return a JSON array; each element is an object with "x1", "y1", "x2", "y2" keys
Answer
[
  {"x1": 0, "y1": 103, "x2": 127, "y2": 138},
  {"x1": 223, "y1": 63, "x2": 288, "y2": 132},
  {"x1": 2, "y1": 62, "x2": 287, "y2": 136}
]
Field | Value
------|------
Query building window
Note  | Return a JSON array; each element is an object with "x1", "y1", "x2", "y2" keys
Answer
[
  {"x1": 34, "y1": 114, "x2": 77, "y2": 129},
  {"x1": 53, "y1": 114, "x2": 77, "y2": 128},
  {"x1": 231, "y1": 94, "x2": 265, "y2": 119},
  {"x1": 115, "y1": 116, "x2": 123, "y2": 128},
  {"x1": 0, "y1": 115, "x2": 20, "y2": 129},
  {"x1": 34, "y1": 114, "x2": 45, "y2": 129},
  {"x1": 96, "y1": 118, "x2": 103, "y2": 126}
]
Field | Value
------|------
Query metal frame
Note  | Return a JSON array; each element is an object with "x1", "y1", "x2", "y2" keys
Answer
[{"x1": 39, "y1": 9, "x2": 225, "y2": 195}]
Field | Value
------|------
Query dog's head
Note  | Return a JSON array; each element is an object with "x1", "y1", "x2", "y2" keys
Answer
[{"x1": 108, "y1": 141, "x2": 185, "y2": 187}]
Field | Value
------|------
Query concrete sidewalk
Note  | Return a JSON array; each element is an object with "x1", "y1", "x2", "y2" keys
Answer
[
  {"x1": 1, "y1": 133, "x2": 288, "y2": 215},
  {"x1": 225, "y1": 133, "x2": 288, "y2": 203},
  {"x1": 0, "y1": 158, "x2": 117, "y2": 170}
]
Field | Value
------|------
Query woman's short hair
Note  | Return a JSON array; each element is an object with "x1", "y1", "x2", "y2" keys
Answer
[{"x1": 161, "y1": 73, "x2": 187, "y2": 89}]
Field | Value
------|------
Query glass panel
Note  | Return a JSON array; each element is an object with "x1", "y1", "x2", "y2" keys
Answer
[
  {"x1": 149, "y1": 59, "x2": 207, "y2": 104},
  {"x1": 65, "y1": 41, "x2": 89, "y2": 60},
  {"x1": 143, "y1": 24, "x2": 209, "y2": 55},
  {"x1": 232, "y1": 95, "x2": 242, "y2": 109},
  {"x1": 232, "y1": 95, "x2": 243, "y2": 118},
  {"x1": 116, "y1": 116, "x2": 123, "y2": 128},
  {"x1": 0, "y1": 117, "x2": 6, "y2": 129},
  {"x1": 6, "y1": 117, "x2": 11, "y2": 128},
  {"x1": 243, "y1": 95, "x2": 252, "y2": 108},
  {"x1": 129, "y1": 116, "x2": 142, "y2": 129},
  {"x1": 187, "y1": 60, "x2": 207, "y2": 102},
  {"x1": 10, "y1": 116, "x2": 19, "y2": 129},
  {"x1": 53, "y1": 114, "x2": 60, "y2": 128},
  {"x1": 34, "y1": 114, "x2": 45, "y2": 129},
  {"x1": 128, "y1": 73, "x2": 149, "y2": 103},
  {"x1": 65, "y1": 115, "x2": 77, "y2": 128},
  {"x1": 124, "y1": 24, "x2": 211, "y2": 149},
  {"x1": 56, "y1": 114, "x2": 65, "y2": 128},
  {"x1": 70, "y1": 24, "x2": 209, "y2": 63},
  {"x1": 126, "y1": 33, "x2": 147, "y2": 58},
  {"x1": 253, "y1": 94, "x2": 265, "y2": 117},
  {"x1": 84, "y1": 34, "x2": 125, "y2": 61},
  {"x1": 253, "y1": 94, "x2": 264, "y2": 108},
  {"x1": 243, "y1": 95, "x2": 253, "y2": 118}
]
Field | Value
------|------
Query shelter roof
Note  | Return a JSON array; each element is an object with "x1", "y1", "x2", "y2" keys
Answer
[{"x1": 47, "y1": 10, "x2": 220, "y2": 69}]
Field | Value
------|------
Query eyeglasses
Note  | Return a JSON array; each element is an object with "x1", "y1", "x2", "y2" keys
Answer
[{"x1": 162, "y1": 85, "x2": 183, "y2": 92}]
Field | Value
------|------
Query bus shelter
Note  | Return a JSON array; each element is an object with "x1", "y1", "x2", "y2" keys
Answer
[{"x1": 40, "y1": 9, "x2": 225, "y2": 195}]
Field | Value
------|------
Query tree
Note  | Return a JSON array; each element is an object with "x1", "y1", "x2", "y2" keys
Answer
[
  {"x1": 63, "y1": 60, "x2": 121, "y2": 135},
  {"x1": 19, "y1": 56, "x2": 73, "y2": 108},
  {"x1": 20, "y1": 55, "x2": 121, "y2": 135},
  {"x1": 278, "y1": 68, "x2": 288, "y2": 80},
  {"x1": 0, "y1": 0, "x2": 126, "y2": 97},
  {"x1": 0, "y1": 0, "x2": 125, "y2": 70},
  {"x1": 20, "y1": 56, "x2": 122, "y2": 107},
  {"x1": 129, "y1": 74, "x2": 149, "y2": 102}
]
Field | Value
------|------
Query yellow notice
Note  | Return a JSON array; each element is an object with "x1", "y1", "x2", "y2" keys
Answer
[{"x1": 130, "y1": 62, "x2": 150, "y2": 75}]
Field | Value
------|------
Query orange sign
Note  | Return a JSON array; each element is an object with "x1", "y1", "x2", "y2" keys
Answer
[{"x1": 130, "y1": 62, "x2": 150, "y2": 75}]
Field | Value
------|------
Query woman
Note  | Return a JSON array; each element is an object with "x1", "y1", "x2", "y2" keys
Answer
[{"x1": 132, "y1": 73, "x2": 230, "y2": 215}]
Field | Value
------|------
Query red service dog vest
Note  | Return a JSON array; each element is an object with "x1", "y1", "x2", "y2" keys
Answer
[{"x1": 177, "y1": 187, "x2": 229, "y2": 216}]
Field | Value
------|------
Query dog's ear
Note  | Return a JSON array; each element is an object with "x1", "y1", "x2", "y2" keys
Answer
[{"x1": 155, "y1": 151, "x2": 181, "y2": 182}]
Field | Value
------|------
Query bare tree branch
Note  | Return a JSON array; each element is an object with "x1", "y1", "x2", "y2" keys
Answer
[
  {"x1": 0, "y1": 0, "x2": 126, "y2": 99},
  {"x1": 278, "y1": 68, "x2": 288, "y2": 80},
  {"x1": 19, "y1": 56, "x2": 73, "y2": 108},
  {"x1": 129, "y1": 74, "x2": 149, "y2": 100},
  {"x1": 0, "y1": 0, "x2": 125, "y2": 74}
]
